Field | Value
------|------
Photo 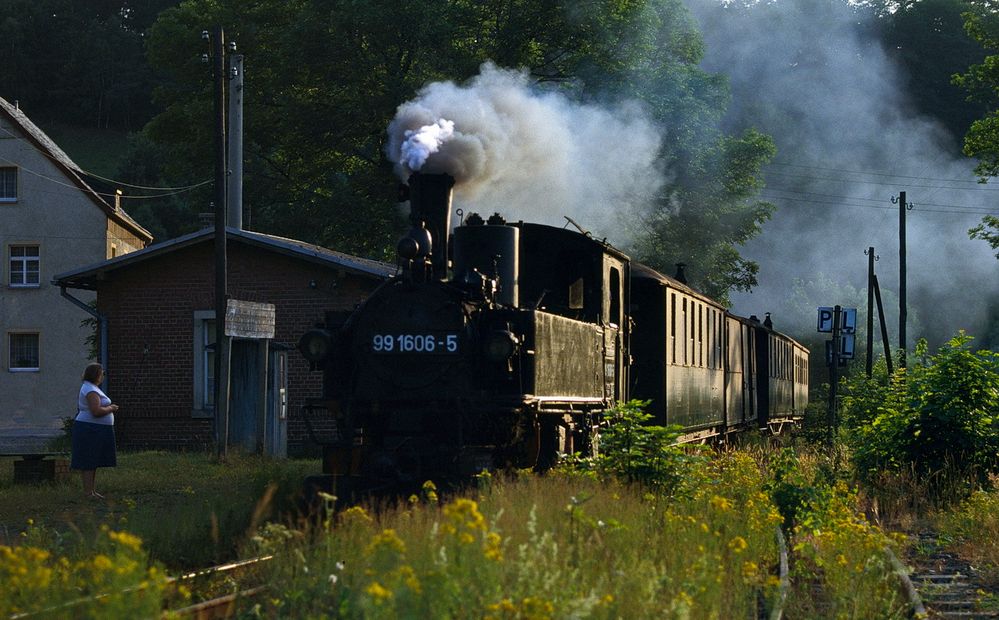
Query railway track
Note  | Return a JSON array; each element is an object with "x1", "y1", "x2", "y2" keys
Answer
[
  {"x1": 164, "y1": 555, "x2": 273, "y2": 617},
  {"x1": 900, "y1": 532, "x2": 999, "y2": 619}
]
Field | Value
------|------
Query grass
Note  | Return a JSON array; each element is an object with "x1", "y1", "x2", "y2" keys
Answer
[
  {"x1": 0, "y1": 451, "x2": 319, "y2": 569},
  {"x1": 249, "y1": 463, "x2": 786, "y2": 618},
  {"x1": 0, "y1": 445, "x2": 915, "y2": 618},
  {"x1": 935, "y1": 483, "x2": 999, "y2": 587}
]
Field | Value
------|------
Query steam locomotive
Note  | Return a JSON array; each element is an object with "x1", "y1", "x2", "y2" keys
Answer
[{"x1": 298, "y1": 172, "x2": 808, "y2": 493}]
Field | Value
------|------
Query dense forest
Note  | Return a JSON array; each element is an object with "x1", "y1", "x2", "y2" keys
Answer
[{"x1": 2, "y1": 0, "x2": 998, "y2": 345}]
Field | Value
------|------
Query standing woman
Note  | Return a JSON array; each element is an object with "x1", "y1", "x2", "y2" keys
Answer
[{"x1": 71, "y1": 363, "x2": 119, "y2": 498}]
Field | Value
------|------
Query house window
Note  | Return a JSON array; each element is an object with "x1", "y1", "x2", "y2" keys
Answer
[
  {"x1": 192, "y1": 311, "x2": 216, "y2": 417},
  {"x1": 9, "y1": 333, "x2": 39, "y2": 371},
  {"x1": 0, "y1": 167, "x2": 16, "y2": 202},
  {"x1": 9, "y1": 245, "x2": 40, "y2": 287}
]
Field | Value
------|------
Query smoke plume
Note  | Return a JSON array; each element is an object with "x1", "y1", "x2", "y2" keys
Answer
[
  {"x1": 386, "y1": 63, "x2": 665, "y2": 237},
  {"x1": 685, "y1": 0, "x2": 999, "y2": 347}
]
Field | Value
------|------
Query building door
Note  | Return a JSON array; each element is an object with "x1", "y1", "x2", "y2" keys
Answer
[
  {"x1": 229, "y1": 339, "x2": 265, "y2": 452},
  {"x1": 266, "y1": 347, "x2": 289, "y2": 457}
]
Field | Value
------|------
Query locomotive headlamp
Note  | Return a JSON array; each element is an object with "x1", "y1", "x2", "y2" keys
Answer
[
  {"x1": 298, "y1": 329, "x2": 333, "y2": 364},
  {"x1": 397, "y1": 236, "x2": 420, "y2": 261},
  {"x1": 485, "y1": 329, "x2": 519, "y2": 362}
]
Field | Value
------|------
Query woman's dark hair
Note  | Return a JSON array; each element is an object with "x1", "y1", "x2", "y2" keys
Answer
[{"x1": 82, "y1": 363, "x2": 103, "y2": 383}]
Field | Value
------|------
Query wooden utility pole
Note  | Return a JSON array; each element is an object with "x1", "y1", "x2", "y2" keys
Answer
[
  {"x1": 828, "y1": 305, "x2": 842, "y2": 446},
  {"x1": 873, "y1": 275, "x2": 894, "y2": 375},
  {"x1": 866, "y1": 247, "x2": 875, "y2": 377},
  {"x1": 898, "y1": 191, "x2": 907, "y2": 368}
]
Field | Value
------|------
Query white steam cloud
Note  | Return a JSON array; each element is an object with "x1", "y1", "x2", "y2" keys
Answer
[
  {"x1": 386, "y1": 63, "x2": 665, "y2": 237},
  {"x1": 400, "y1": 119, "x2": 455, "y2": 170},
  {"x1": 686, "y1": 0, "x2": 999, "y2": 346}
]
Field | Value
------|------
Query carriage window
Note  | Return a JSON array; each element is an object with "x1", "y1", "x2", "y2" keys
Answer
[
  {"x1": 689, "y1": 302, "x2": 695, "y2": 367},
  {"x1": 670, "y1": 293, "x2": 676, "y2": 364},
  {"x1": 681, "y1": 298, "x2": 687, "y2": 365},
  {"x1": 569, "y1": 277, "x2": 584, "y2": 310},
  {"x1": 608, "y1": 268, "x2": 620, "y2": 327},
  {"x1": 709, "y1": 310, "x2": 719, "y2": 368},
  {"x1": 698, "y1": 304, "x2": 703, "y2": 367},
  {"x1": 707, "y1": 311, "x2": 713, "y2": 368}
]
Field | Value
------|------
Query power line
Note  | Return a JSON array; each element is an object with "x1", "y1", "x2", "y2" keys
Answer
[
  {"x1": 0, "y1": 154, "x2": 211, "y2": 201},
  {"x1": 763, "y1": 187, "x2": 999, "y2": 214},
  {"x1": 769, "y1": 161, "x2": 993, "y2": 185},
  {"x1": 765, "y1": 169, "x2": 999, "y2": 192},
  {"x1": 0, "y1": 125, "x2": 211, "y2": 195},
  {"x1": 759, "y1": 190, "x2": 999, "y2": 217}
]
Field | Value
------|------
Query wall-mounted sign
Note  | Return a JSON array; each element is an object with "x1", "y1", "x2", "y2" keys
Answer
[{"x1": 225, "y1": 299, "x2": 276, "y2": 339}]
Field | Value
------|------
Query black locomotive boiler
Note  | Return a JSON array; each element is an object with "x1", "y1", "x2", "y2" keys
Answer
[{"x1": 298, "y1": 172, "x2": 808, "y2": 493}]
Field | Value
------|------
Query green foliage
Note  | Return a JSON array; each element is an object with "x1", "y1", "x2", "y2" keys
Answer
[
  {"x1": 0, "y1": 524, "x2": 169, "y2": 619},
  {"x1": 786, "y1": 481, "x2": 907, "y2": 619},
  {"x1": 0, "y1": 452, "x2": 319, "y2": 570},
  {"x1": 954, "y1": 3, "x2": 999, "y2": 252},
  {"x1": 764, "y1": 447, "x2": 829, "y2": 531},
  {"x1": 880, "y1": 0, "x2": 988, "y2": 145},
  {"x1": 136, "y1": 0, "x2": 776, "y2": 297},
  {"x1": 589, "y1": 400, "x2": 691, "y2": 494},
  {"x1": 842, "y1": 333, "x2": 999, "y2": 493},
  {"x1": 937, "y1": 489, "x2": 999, "y2": 585},
  {"x1": 0, "y1": 0, "x2": 171, "y2": 131},
  {"x1": 251, "y1": 458, "x2": 790, "y2": 618},
  {"x1": 970, "y1": 214, "x2": 999, "y2": 259}
]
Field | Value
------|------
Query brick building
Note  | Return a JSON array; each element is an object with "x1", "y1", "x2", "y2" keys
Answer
[{"x1": 53, "y1": 227, "x2": 393, "y2": 454}]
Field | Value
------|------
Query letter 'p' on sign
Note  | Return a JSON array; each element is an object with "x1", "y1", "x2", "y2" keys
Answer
[{"x1": 817, "y1": 307, "x2": 835, "y2": 333}]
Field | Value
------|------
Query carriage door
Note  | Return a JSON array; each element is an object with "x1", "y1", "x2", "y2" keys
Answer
[
  {"x1": 755, "y1": 329, "x2": 771, "y2": 429},
  {"x1": 745, "y1": 326, "x2": 757, "y2": 423},
  {"x1": 605, "y1": 264, "x2": 625, "y2": 402}
]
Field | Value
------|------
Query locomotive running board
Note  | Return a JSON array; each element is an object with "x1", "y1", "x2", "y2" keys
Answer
[{"x1": 528, "y1": 396, "x2": 610, "y2": 414}]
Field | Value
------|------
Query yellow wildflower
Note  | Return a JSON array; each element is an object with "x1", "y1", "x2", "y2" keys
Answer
[
  {"x1": 365, "y1": 581, "x2": 393, "y2": 602},
  {"x1": 340, "y1": 506, "x2": 374, "y2": 525},
  {"x1": 366, "y1": 529, "x2": 406, "y2": 557},
  {"x1": 108, "y1": 530, "x2": 143, "y2": 552},
  {"x1": 93, "y1": 554, "x2": 114, "y2": 572},
  {"x1": 728, "y1": 536, "x2": 748, "y2": 553},
  {"x1": 709, "y1": 495, "x2": 733, "y2": 511}
]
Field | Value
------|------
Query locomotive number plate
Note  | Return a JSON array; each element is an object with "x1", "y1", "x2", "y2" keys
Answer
[{"x1": 371, "y1": 333, "x2": 460, "y2": 354}]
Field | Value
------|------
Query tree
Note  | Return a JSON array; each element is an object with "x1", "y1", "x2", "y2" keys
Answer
[
  {"x1": 139, "y1": 0, "x2": 775, "y2": 297},
  {"x1": 953, "y1": 2, "x2": 999, "y2": 261},
  {"x1": 880, "y1": 0, "x2": 988, "y2": 147},
  {"x1": 0, "y1": 0, "x2": 176, "y2": 130},
  {"x1": 970, "y1": 215, "x2": 999, "y2": 259}
]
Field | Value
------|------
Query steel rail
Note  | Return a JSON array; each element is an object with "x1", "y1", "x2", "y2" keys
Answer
[
  {"x1": 769, "y1": 526, "x2": 790, "y2": 620},
  {"x1": 884, "y1": 545, "x2": 928, "y2": 619},
  {"x1": 6, "y1": 555, "x2": 274, "y2": 619}
]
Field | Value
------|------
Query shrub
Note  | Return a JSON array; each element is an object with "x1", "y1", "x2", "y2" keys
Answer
[
  {"x1": 841, "y1": 333, "x2": 999, "y2": 494},
  {"x1": 589, "y1": 400, "x2": 695, "y2": 495}
]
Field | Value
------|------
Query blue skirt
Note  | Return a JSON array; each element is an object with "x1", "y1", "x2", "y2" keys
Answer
[{"x1": 71, "y1": 420, "x2": 117, "y2": 470}]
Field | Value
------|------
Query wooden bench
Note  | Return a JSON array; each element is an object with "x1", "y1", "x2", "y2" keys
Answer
[{"x1": 3, "y1": 453, "x2": 71, "y2": 484}]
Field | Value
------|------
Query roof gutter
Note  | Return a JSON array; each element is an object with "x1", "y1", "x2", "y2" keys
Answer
[{"x1": 59, "y1": 286, "x2": 108, "y2": 389}]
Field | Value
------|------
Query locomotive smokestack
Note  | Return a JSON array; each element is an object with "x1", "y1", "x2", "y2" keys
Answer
[{"x1": 407, "y1": 172, "x2": 455, "y2": 279}]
